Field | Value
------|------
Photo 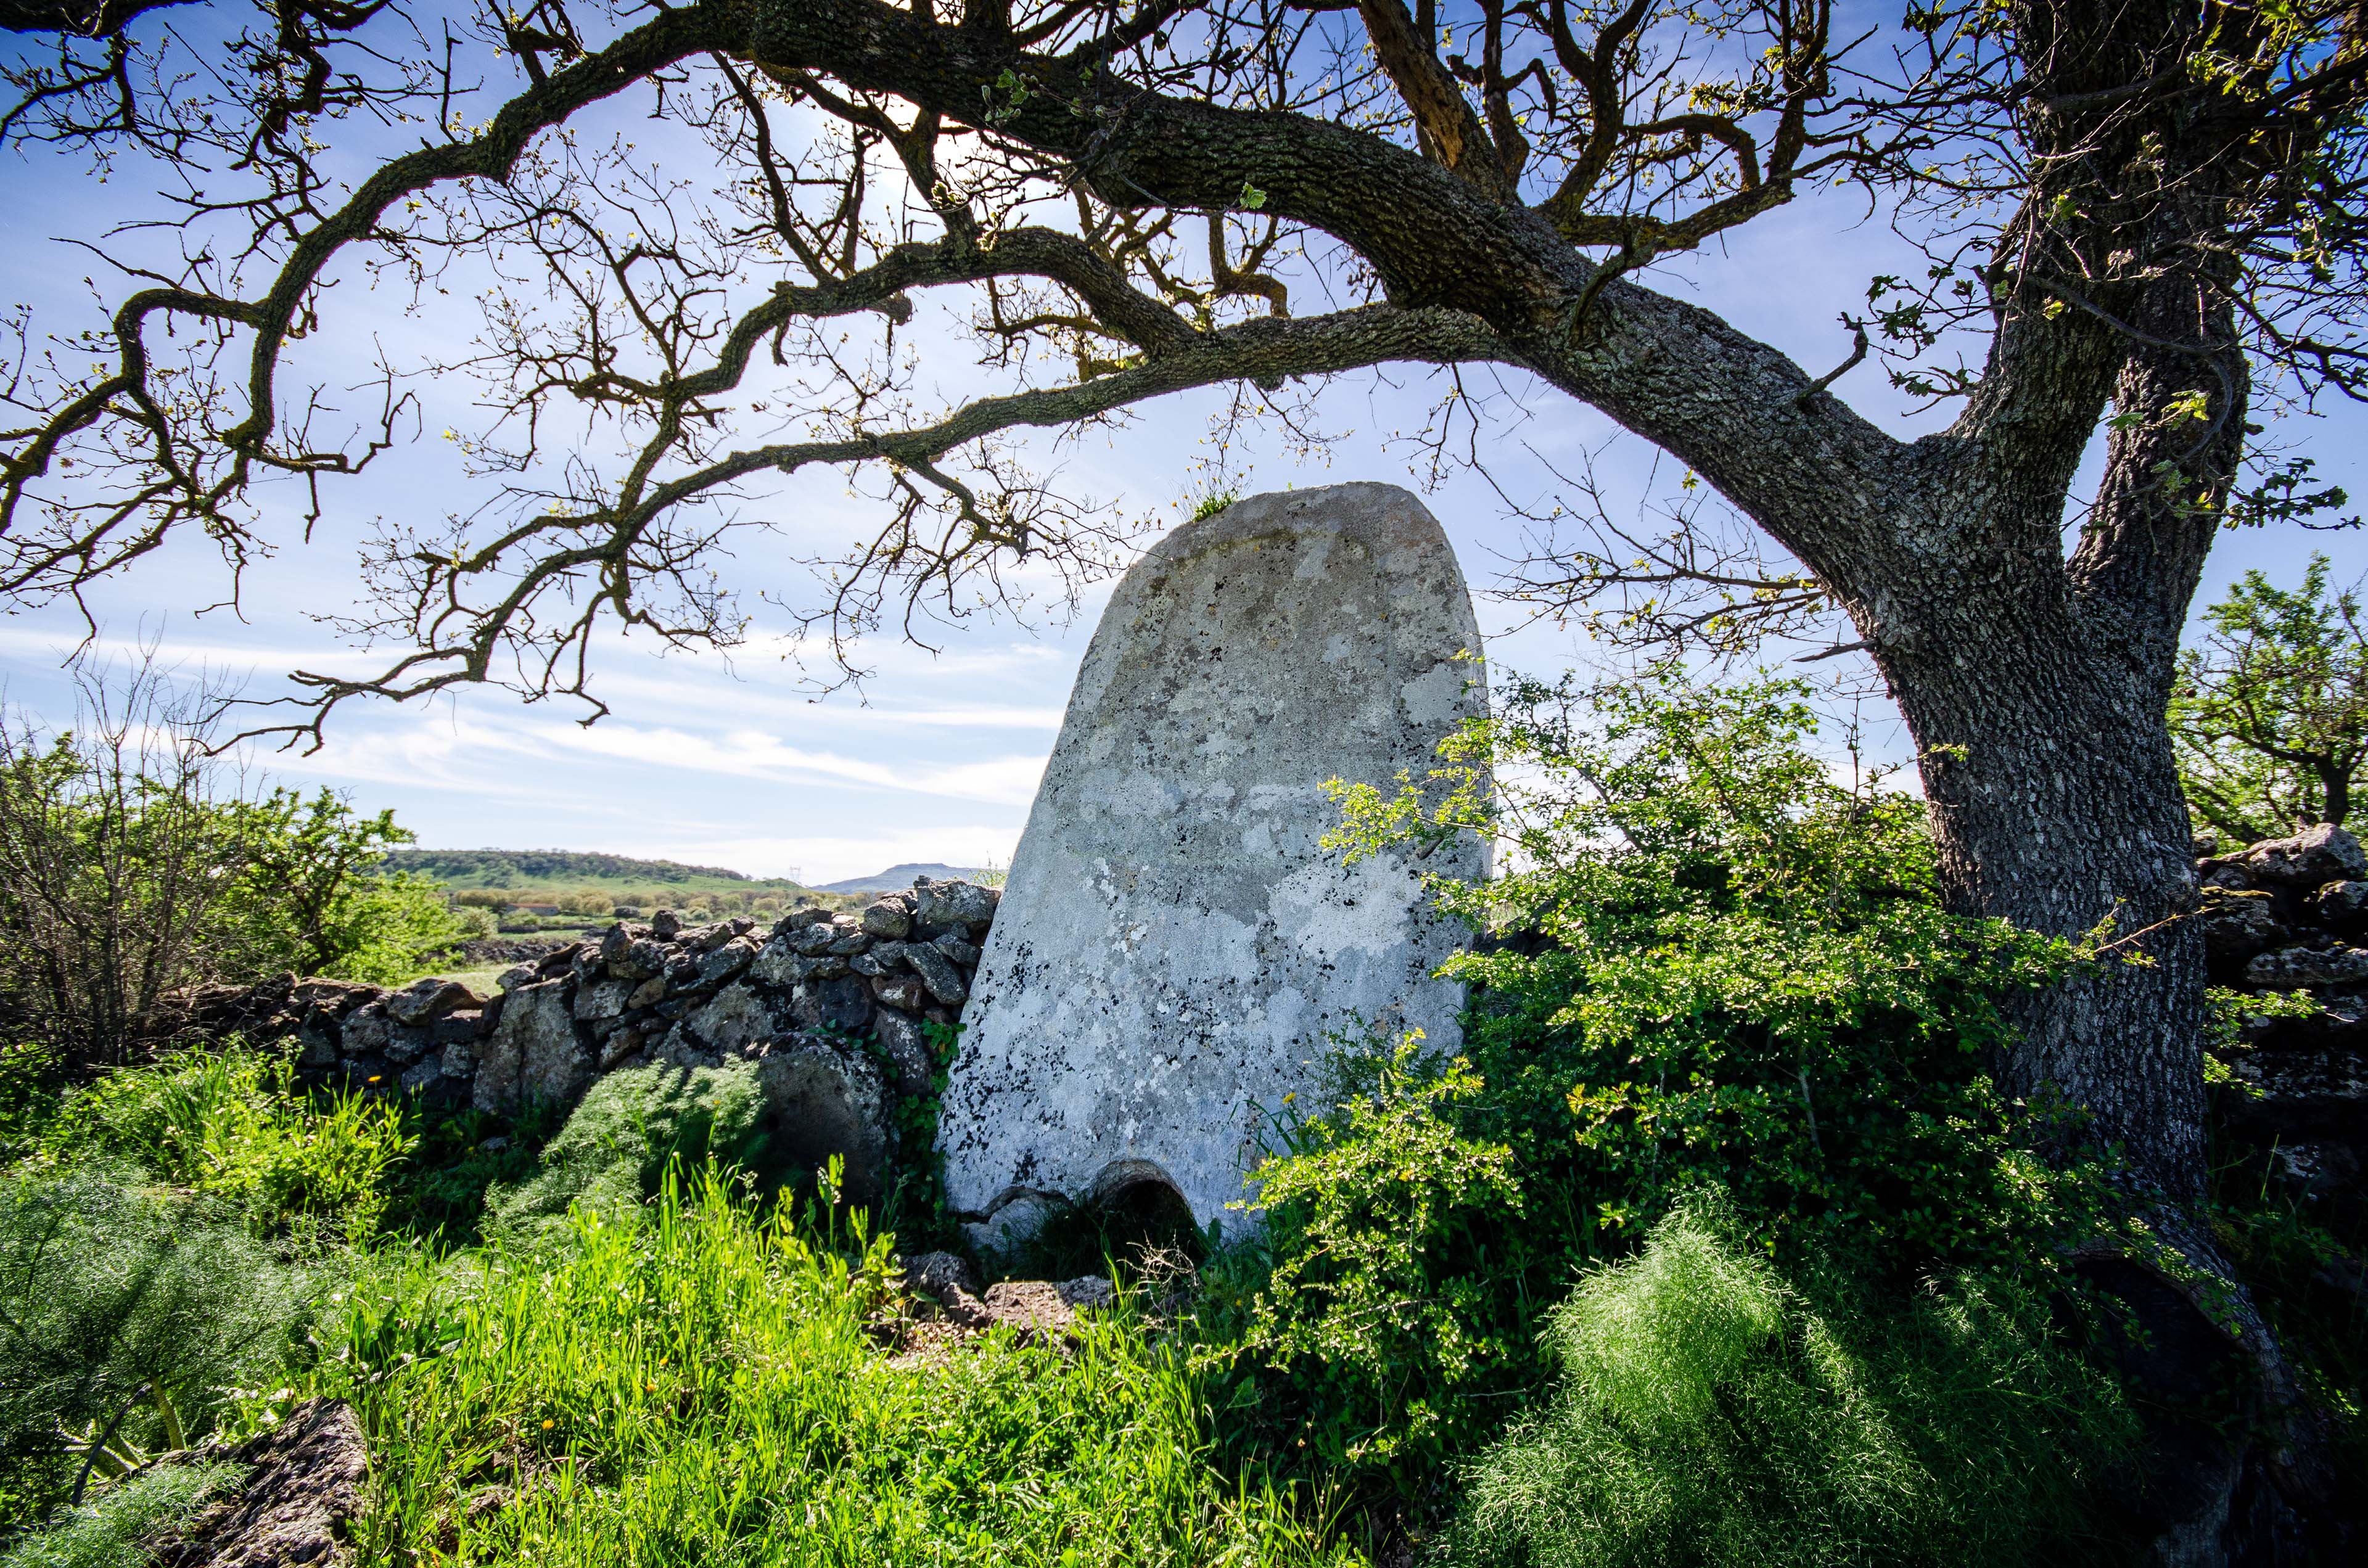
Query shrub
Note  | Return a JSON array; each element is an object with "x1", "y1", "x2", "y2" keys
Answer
[
  {"x1": 1227, "y1": 1038, "x2": 1524, "y2": 1480},
  {"x1": 211, "y1": 787, "x2": 472, "y2": 987},
  {"x1": 1222, "y1": 664, "x2": 2106, "y2": 1490},
  {"x1": 1447, "y1": 1202, "x2": 2138, "y2": 1568},
  {"x1": 483, "y1": 1064, "x2": 777, "y2": 1234},
  {"x1": 45, "y1": 1048, "x2": 411, "y2": 1241},
  {"x1": 0, "y1": 664, "x2": 255, "y2": 1067},
  {"x1": 0, "y1": 660, "x2": 471, "y2": 1066},
  {"x1": 0, "y1": 1459, "x2": 240, "y2": 1568},
  {"x1": 0, "y1": 1164, "x2": 312, "y2": 1522}
]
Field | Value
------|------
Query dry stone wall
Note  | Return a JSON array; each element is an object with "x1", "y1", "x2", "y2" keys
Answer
[
  {"x1": 2196, "y1": 821, "x2": 2368, "y2": 1229},
  {"x1": 200, "y1": 878, "x2": 1000, "y2": 1201}
]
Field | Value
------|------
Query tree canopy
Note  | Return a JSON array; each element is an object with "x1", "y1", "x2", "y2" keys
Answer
[
  {"x1": 0, "y1": 0, "x2": 2359, "y2": 734},
  {"x1": 2171, "y1": 552, "x2": 2368, "y2": 842}
]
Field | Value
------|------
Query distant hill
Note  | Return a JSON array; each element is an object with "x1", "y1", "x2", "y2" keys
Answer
[
  {"x1": 385, "y1": 849, "x2": 811, "y2": 895},
  {"x1": 816, "y1": 862, "x2": 984, "y2": 895}
]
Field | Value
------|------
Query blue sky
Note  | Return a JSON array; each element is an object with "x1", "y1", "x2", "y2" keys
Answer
[{"x1": 1, "y1": 19, "x2": 2362, "y2": 884}]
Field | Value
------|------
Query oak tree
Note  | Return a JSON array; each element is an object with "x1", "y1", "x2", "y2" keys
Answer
[{"x1": 2, "y1": 0, "x2": 2364, "y2": 1527}]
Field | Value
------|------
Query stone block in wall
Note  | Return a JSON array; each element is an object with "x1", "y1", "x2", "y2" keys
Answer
[
  {"x1": 340, "y1": 1007, "x2": 392, "y2": 1058},
  {"x1": 913, "y1": 878, "x2": 998, "y2": 935},
  {"x1": 873, "y1": 1008, "x2": 934, "y2": 1094},
  {"x1": 680, "y1": 982, "x2": 777, "y2": 1054},
  {"x1": 473, "y1": 978, "x2": 591, "y2": 1115},
  {"x1": 2243, "y1": 823, "x2": 2368, "y2": 887},
  {"x1": 574, "y1": 978, "x2": 631, "y2": 1022},
  {"x1": 387, "y1": 978, "x2": 479, "y2": 1027},
  {"x1": 871, "y1": 974, "x2": 927, "y2": 1013},
  {"x1": 788, "y1": 923, "x2": 841, "y2": 957},
  {"x1": 385, "y1": 1025, "x2": 434, "y2": 1066},
  {"x1": 905, "y1": 944, "x2": 968, "y2": 1006},
  {"x1": 2245, "y1": 945, "x2": 2368, "y2": 989},
  {"x1": 753, "y1": 1045, "x2": 888, "y2": 1209},
  {"x1": 791, "y1": 973, "x2": 873, "y2": 1033},
  {"x1": 697, "y1": 937, "x2": 760, "y2": 988}
]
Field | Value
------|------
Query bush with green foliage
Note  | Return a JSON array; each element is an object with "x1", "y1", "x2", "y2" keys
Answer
[
  {"x1": 0, "y1": 1164, "x2": 313, "y2": 1525},
  {"x1": 211, "y1": 787, "x2": 473, "y2": 988},
  {"x1": 2170, "y1": 553, "x2": 2368, "y2": 843},
  {"x1": 1216, "y1": 665, "x2": 2103, "y2": 1492},
  {"x1": 43, "y1": 1048, "x2": 410, "y2": 1242},
  {"x1": 0, "y1": 664, "x2": 473, "y2": 1064},
  {"x1": 1447, "y1": 1202, "x2": 2137, "y2": 1567}
]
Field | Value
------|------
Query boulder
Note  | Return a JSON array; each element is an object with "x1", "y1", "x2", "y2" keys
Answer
[
  {"x1": 386, "y1": 978, "x2": 479, "y2": 1027},
  {"x1": 153, "y1": 1398, "x2": 367, "y2": 1568},
  {"x1": 937, "y1": 483, "x2": 1486, "y2": 1231},
  {"x1": 903, "y1": 1249, "x2": 985, "y2": 1304},
  {"x1": 2242, "y1": 822, "x2": 2368, "y2": 887},
  {"x1": 962, "y1": 1189, "x2": 1065, "y2": 1268},
  {"x1": 862, "y1": 900, "x2": 915, "y2": 940}
]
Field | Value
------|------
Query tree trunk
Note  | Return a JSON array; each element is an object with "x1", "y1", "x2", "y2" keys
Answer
[{"x1": 1879, "y1": 609, "x2": 2207, "y2": 1198}]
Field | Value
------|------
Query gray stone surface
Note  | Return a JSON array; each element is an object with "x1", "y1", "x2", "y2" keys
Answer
[
  {"x1": 473, "y1": 979, "x2": 591, "y2": 1114},
  {"x1": 755, "y1": 1045, "x2": 889, "y2": 1207},
  {"x1": 937, "y1": 483, "x2": 1488, "y2": 1232}
]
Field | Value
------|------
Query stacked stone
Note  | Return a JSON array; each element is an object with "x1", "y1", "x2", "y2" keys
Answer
[
  {"x1": 260, "y1": 877, "x2": 999, "y2": 1130},
  {"x1": 2194, "y1": 822, "x2": 2368, "y2": 1226}
]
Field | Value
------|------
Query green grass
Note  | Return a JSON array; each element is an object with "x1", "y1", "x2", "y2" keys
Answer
[{"x1": 293, "y1": 1169, "x2": 1357, "y2": 1566}]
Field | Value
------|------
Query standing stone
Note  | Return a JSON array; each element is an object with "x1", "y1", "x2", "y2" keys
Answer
[{"x1": 937, "y1": 483, "x2": 1487, "y2": 1233}]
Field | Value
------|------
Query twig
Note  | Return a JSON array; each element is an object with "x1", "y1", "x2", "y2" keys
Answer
[{"x1": 1795, "y1": 314, "x2": 1868, "y2": 408}]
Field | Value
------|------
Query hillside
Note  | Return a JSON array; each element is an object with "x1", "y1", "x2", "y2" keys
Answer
[
  {"x1": 815, "y1": 861, "x2": 985, "y2": 895},
  {"x1": 387, "y1": 848, "x2": 813, "y2": 895}
]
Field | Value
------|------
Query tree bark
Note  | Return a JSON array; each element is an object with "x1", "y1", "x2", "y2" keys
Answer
[{"x1": 1879, "y1": 572, "x2": 2208, "y2": 1196}]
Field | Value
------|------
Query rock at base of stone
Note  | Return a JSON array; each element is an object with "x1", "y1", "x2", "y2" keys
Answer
[
  {"x1": 153, "y1": 1397, "x2": 366, "y2": 1568},
  {"x1": 903, "y1": 1249, "x2": 986, "y2": 1304},
  {"x1": 961, "y1": 1190, "x2": 1065, "y2": 1268},
  {"x1": 937, "y1": 482, "x2": 1487, "y2": 1232}
]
